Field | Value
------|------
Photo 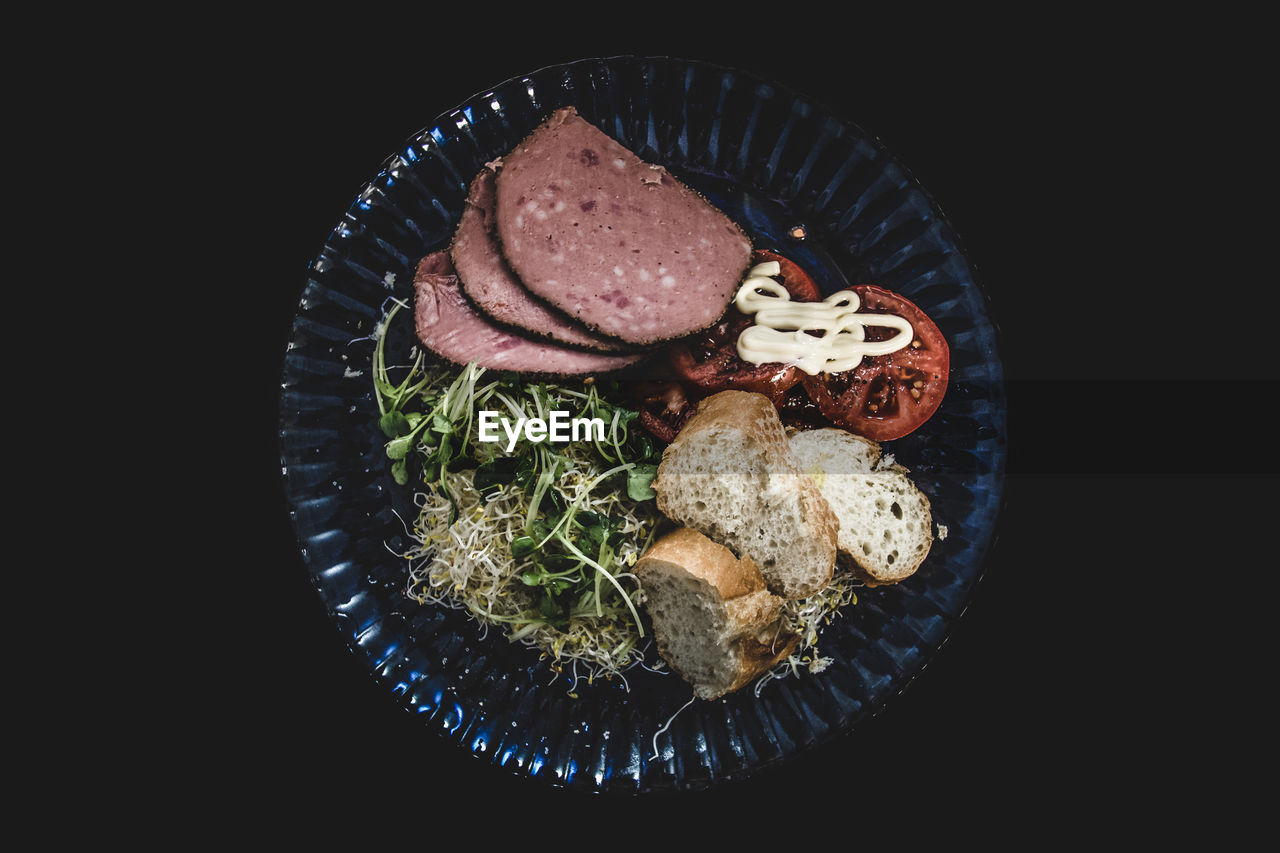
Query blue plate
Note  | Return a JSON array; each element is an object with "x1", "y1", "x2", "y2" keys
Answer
[{"x1": 279, "y1": 56, "x2": 1006, "y2": 793}]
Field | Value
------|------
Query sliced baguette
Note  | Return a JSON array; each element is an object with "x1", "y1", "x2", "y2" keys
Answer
[
  {"x1": 634, "y1": 528, "x2": 799, "y2": 700},
  {"x1": 788, "y1": 428, "x2": 934, "y2": 586},
  {"x1": 652, "y1": 390, "x2": 838, "y2": 599}
]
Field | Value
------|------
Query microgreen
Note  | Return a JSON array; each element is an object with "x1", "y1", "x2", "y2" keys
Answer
[
  {"x1": 372, "y1": 302, "x2": 664, "y2": 682},
  {"x1": 626, "y1": 464, "x2": 658, "y2": 501}
]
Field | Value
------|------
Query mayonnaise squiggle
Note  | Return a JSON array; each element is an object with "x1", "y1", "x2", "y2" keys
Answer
[{"x1": 733, "y1": 262, "x2": 913, "y2": 375}]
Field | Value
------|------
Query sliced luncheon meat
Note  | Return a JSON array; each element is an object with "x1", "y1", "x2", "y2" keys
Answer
[
  {"x1": 412, "y1": 252, "x2": 647, "y2": 376},
  {"x1": 450, "y1": 165, "x2": 629, "y2": 353},
  {"x1": 494, "y1": 106, "x2": 752, "y2": 345}
]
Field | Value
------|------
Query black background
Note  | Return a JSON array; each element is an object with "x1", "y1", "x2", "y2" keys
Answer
[{"x1": 204, "y1": 11, "x2": 1273, "y2": 842}]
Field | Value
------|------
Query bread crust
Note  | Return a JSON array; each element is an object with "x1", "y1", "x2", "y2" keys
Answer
[
  {"x1": 728, "y1": 629, "x2": 800, "y2": 695},
  {"x1": 635, "y1": 528, "x2": 799, "y2": 699},
  {"x1": 637, "y1": 527, "x2": 766, "y2": 600}
]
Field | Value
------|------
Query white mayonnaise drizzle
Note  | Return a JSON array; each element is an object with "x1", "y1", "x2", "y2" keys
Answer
[{"x1": 733, "y1": 261, "x2": 913, "y2": 375}]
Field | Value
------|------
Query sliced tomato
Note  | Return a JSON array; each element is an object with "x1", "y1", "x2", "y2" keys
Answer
[
  {"x1": 799, "y1": 284, "x2": 949, "y2": 441},
  {"x1": 752, "y1": 248, "x2": 821, "y2": 302},
  {"x1": 668, "y1": 345, "x2": 802, "y2": 402},
  {"x1": 666, "y1": 248, "x2": 817, "y2": 404},
  {"x1": 631, "y1": 380, "x2": 700, "y2": 444},
  {"x1": 638, "y1": 249, "x2": 949, "y2": 443}
]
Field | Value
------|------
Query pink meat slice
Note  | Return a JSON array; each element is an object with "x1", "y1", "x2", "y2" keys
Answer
[
  {"x1": 494, "y1": 106, "x2": 752, "y2": 345},
  {"x1": 412, "y1": 252, "x2": 646, "y2": 376},
  {"x1": 450, "y1": 165, "x2": 629, "y2": 353}
]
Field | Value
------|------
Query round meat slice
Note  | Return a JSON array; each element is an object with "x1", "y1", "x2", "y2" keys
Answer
[
  {"x1": 412, "y1": 252, "x2": 647, "y2": 376},
  {"x1": 450, "y1": 165, "x2": 630, "y2": 353},
  {"x1": 494, "y1": 106, "x2": 753, "y2": 346}
]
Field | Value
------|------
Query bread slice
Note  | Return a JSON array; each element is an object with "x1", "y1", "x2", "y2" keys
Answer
[
  {"x1": 652, "y1": 390, "x2": 839, "y2": 599},
  {"x1": 634, "y1": 528, "x2": 800, "y2": 700},
  {"x1": 788, "y1": 428, "x2": 934, "y2": 586}
]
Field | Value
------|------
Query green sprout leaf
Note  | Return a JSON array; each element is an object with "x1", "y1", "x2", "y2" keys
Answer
[
  {"x1": 474, "y1": 456, "x2": 519, "y2": 496},
  {"x1": 379, "y1": 410, "x2": 411, "y2": 438},
  {"x1": 385, "y1": 434, "x2": 415, "y2": 460},
  {"x1": 626, "y1": 463, "x2": 658, "y2": 501},
  {"x1": 510, "y1": 536, "x2": 536, "y2": 559}
]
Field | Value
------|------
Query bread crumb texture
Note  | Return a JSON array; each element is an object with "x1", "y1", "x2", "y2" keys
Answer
[
  {"x1": 652, "y1": 391, "x2": 838, "y2": 599},
  {"x1": 788, "y1": 428, "x2": 934, "y2": 586}
]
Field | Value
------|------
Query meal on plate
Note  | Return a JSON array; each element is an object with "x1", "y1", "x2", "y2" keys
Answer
[{"x1": 371, "y1": 105, "x2": 950, "y2": 699}]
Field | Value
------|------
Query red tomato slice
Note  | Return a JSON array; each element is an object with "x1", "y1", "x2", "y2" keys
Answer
[
  {"x1": 631, "y1": 380, "x2": 700, "y2": 444},
  {"x1": 640, "y1": 249, "x2": 949, "y2": 443},
  {"x1": 753, "y1": 248, "x2": 821, "y2": 301},
  {"x1": 799, "y1": 285, "x2": 950, "y2": 441},
  {"x1": 666, "y1": 248, "x2": 817, "y2": 404}
]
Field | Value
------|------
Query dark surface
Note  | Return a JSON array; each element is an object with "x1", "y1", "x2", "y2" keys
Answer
[{"x1": 204, "y1": 15, "x2": 1271, "y2": 840}]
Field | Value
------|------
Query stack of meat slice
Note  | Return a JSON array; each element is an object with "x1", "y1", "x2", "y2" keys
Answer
[{"x1": 413, "y1": 106, "x2": 753, "y2": 376}]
